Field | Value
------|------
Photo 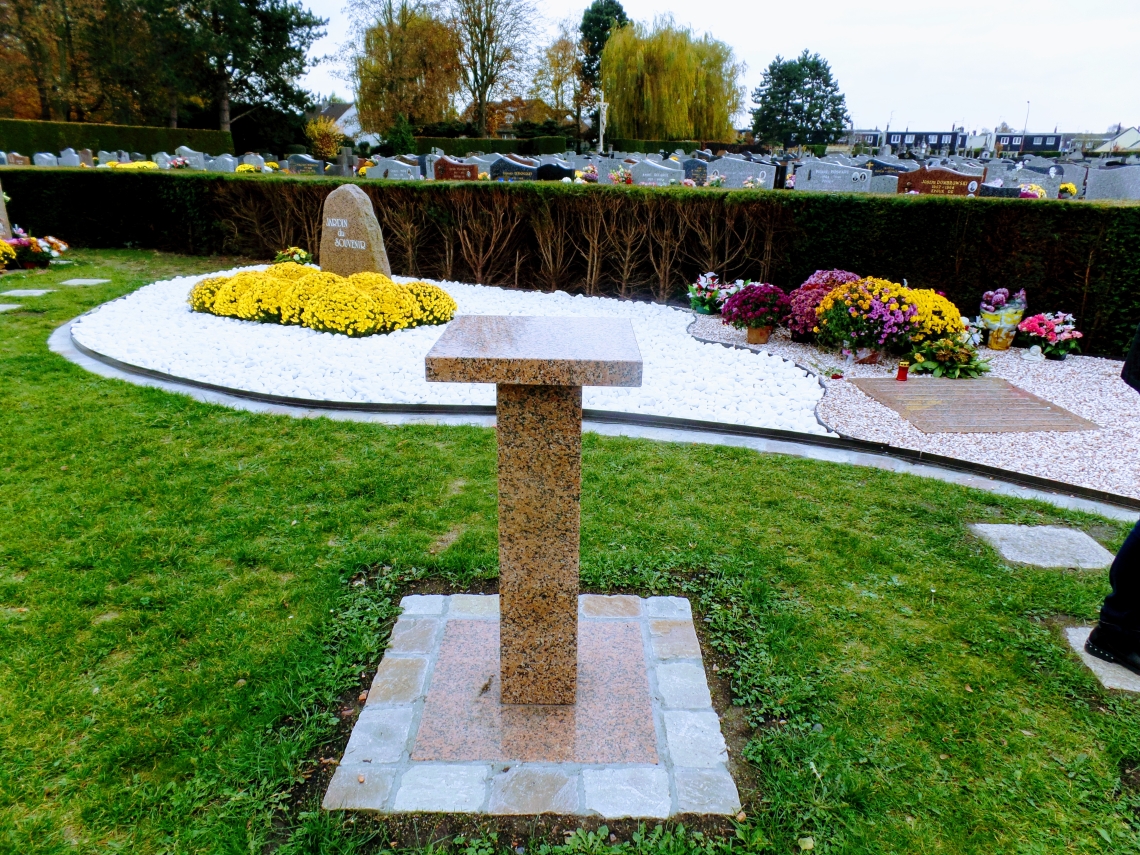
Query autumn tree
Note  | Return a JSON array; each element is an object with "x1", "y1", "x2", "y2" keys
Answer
[
  {"x1": 352, "y1": 0, "x2": 461, "y2": 135},
  {"x1": 750, "y1": 51, "x2": 849, "y2": 147},
  {"x1": 600, "y1": 17, "x2": 742, "y2": 141},
  {"x1": 445, "y1": 0, "x2": 534, "y2": 135},
  {"x1": 529, "y1": 21, "x2": 582, "y2": 115}
]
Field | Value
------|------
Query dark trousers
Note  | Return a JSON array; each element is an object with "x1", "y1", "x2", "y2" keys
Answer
[{"x1": 1100, "y1": 520, "x2": 1140, "y2": 631}]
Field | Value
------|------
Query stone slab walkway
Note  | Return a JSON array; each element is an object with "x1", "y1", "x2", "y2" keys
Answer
[
  {"x1": 322, "y1": 594, "x2": 739, "y2": 818},
  {"x1": 971, "y1": 524, "x2": 1114, "y2": 569},
  {"x1": 60, "y1": 278, "x2": 110, "y2": 286},
  {"x1": 1065, "y1": 626, "x2": 1140, "y2": 692},
  {"x1": 1, "y1": 289, "x2": 54, "y2": 296}
]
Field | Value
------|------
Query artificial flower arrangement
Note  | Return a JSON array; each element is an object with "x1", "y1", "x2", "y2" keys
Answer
[
  {"x1": 609, "y1": 167, "x2": 631, "y2": 185},
  {"x1": 706, "y1": 173, "x2": 726, "y2": 188},
  {"x1": 189, "y1": 263, "x2": 456, "y2": 338},
  {"x1": 1017, "y1": 312, "x2": 1083, "y2": 359},
  {"x1": 721, "y1": 283, "x2": 790, "y2": 344},
  {"x1": 1059, "y1": 182, "x2": 1078, "y2": 199},
  {"x1": 908, "y1": 334, "x2": 991, "y2": 379},
  {"x1": 979, "y1": 287, "x2": 1027, "y2": 349},
  {"x1": 168, "y1": 156, "x2": 190, "y2": 169},
  {"x1": 478, "y1": 171, "x2": 489, "y2": 181},
  {"x1": 4, "y1": 226, "x2": 69, "y2": 269},
  {"x1": 681, "y1": 178, "x2": 696, "y2": 187},
  {"x1": 273, "y1": 246, "x2": 313, "y2": 265},
  {"x1": 784, "y1": 173, "x2": 796, "y2": 189},
  {"x1": 688, "y1": 272, "x2": 724, "y2": 313},
  {"x1": 581, "y1": 164, "x2": 599, "y2": 182},
  {"x1": 1018, "y1": 183, "x2": 1046, "y2": 199},
  {"x1": 787, "y1": 270, "x2": 860, "y2": 342},
  {"x1": 814, "y1": 277, "x2": 919, "y2": 355}
]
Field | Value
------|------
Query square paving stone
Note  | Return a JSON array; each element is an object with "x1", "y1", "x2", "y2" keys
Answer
[
  {"x1": 488, "y1": 766, "x2": 579, "y2": 814},
  {"x1": 322, "y1": 766, "x2": 396, "y2": 810},
  {"x1": 60, "y1": 278, "x2": 110, "y2": 286},
  {"x1": 850, "y1": 377, "x2": 1096, "y2": 433},
  {"x1": 392, "y1": 764, "x2": 490, "y2": 812},
  {"x1": 582, "y1": 767, "x2": 671, "y2": 818},
  {"x1": 0, "y1": 304, "x2": 20, "y2": 313},
  {"x1": 324, "y1": 594, "x2": 737, "y2": 819},
  {"x1": 674, "y1": 767, "x2": 741, "y2": 815},
  {"x1": 1, "y1": 289, "x2": 53, "y2": 296},
  {"x1": 1065, "y1": 626, "x2": 1140, "y2": 692},
  {"x1": 971, "y1": 524, "x2": 1114, "y2": 569}
]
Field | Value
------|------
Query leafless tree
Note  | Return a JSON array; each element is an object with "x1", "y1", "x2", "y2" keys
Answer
[{"x1": 445, "y1": 0, "x2": 534, "y2": 134}]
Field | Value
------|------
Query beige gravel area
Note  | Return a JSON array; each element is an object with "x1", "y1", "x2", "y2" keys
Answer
[{"x1": 688, "y1": 313, "x2": 1140, "y2": 500}]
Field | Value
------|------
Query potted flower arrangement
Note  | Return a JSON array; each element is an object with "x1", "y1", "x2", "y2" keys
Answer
[
  {"x1": 4, "y1": 227, "x2": 68, "y2": 269},
  {"x1": 1059, "y1": 182, "x2": 1078, "y2": 199},
  {"x1": 608, "y1": 166, "x2": 631, "y2": 185},
  {"x1": 688, "y1": 272, "x2": 721, "y2": 313},
  {"x1": 721, "y1": 283, "x2": 790, "y2": 343},
  {"x1": 908, "y1": 334, "x2": 991, "y2": 379},
  {"x1": 787, "y1": 269, "x2": 860, "y2": 343},
  {"x1": 168, "y1": 156, "x2": 190, "y2": 169},
  {"x1": 273, "y1": 246, "x2": 313, "y2": 265},
  {"x1": 1018, "y1": 183, "x2": 1046, "y2": 199},
  {"x1": 814, "y1": 277, "x2": 918, "y2": 362},
  {"x1": 707, "y1": 173, "x2": 726, "y2": 188},
  {"x1": 581, "y1": 164, "x2": 599, "y2": 183},
  {"x1": 979, "y1": 288, "x2": 1026, "y2": 350},
  {"x1": 1017, "y1": 312, "x2": 1083, "y2": 360}
]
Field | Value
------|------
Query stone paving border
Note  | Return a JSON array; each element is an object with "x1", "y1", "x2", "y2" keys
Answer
[
  {"x1": 48, "y1": 319, "x2": 1140, "y2": 522},
  {"x1": 1, "y1": 289, "x2": 54, "y2": 297},
  {"x1": 971, "y1": 524, "x2": 1115, "y2": 569},
  {"x1": 1065, "y1": 626, "x2": 1140, "y2": 693},
  {"x1": 0, "y1": 304, "x2": 19, "y2": 312},
  {"x1": 60, "y1": 279, "x2": 110, "y2": 286},
  {"x1": 322, "y1": 594, "x2": 740, "y2": 818}
]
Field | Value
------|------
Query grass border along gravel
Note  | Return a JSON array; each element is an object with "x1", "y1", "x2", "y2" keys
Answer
[{"x1": 1, "y1": 250, "x2": 1139, "y2": 854}]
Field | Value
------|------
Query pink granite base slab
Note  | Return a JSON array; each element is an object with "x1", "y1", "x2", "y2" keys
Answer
[{"x1": 412, "y1": 619, "x2": 658, "y2": 763}]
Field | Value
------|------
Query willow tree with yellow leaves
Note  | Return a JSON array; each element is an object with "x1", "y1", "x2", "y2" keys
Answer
[{"x1": 599, "y1": 17, "x2": 743, "y2": 142}]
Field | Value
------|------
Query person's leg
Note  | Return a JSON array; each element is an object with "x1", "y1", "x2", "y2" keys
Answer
[{"x1": 1087, "y1": 520, "x2": 1140, "y2": 673}]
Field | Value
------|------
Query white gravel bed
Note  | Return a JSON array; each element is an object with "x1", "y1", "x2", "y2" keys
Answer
[
  {"x1": 70, "y1": 267, "x2": 827, "y2": 435},
  {"x1": 690, "y1": 314, "x2": 1140, "y2": 499}
]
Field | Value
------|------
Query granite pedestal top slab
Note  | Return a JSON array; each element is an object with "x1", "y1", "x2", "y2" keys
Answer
[
  {"x1": 322, "y1": 594, "x2": 740, "y2": 818},
  {"x1": 425, "y1": 315, "x2": 643, "y2": 386}
]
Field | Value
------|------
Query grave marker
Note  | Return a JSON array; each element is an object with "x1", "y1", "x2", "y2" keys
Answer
[
  {"x1": 7, "y1": 153, "x2": 30, "y2": 166},
  {"x1": 434, "y1": 156, "x2": 479, "y2": 181},
  {"x1": 535, "y1": 163, "x2": 575, "y2": 181},
  {"x1": 897, "y1": 166, "x2": 985, "y2": 196},
  {"x1": 287, "y1": 153, "x2": 324, "y2": 175},
  {"x1": 630, "y1": 159, "x2": 682, "y2": 186},
  {"x1": 78, "y1": 149, "x2": 93, "y2": 167},
  {"x1": 33, "y1": 152, "x2": 58, "y2": 167},
  {"x1": 365, "y1": 157, "x2": 419, "y2": 180},
  {"x1": 795, "y1": 162, "x2": 872, "y2": 192},
  {"x1": 318, "y1": 184, "x2": 392, "y2": 277},
  {"x1": 491, "y1": 157, "x2": 538, "y2": 181},
  {"x1": 59, "y1": 148, "x2": 80, "y2": 167},
  {"x1": 0, "y1": 178, "x2": 10, "y2": 238},
  {"x1": 682, "y1": 158, "x2": 708, "y2": 185}
]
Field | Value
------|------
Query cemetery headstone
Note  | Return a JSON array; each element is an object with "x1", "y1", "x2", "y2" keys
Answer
[
  {"x1": 978, "y1": 185, "x2": 1021, "y2": 198},
  {"x1": 795, "y1": 162, "x2": 873, "y2": 193},
  {"x1": 0, "y1": 152, "x2": 7, "y2": 166},
  {"x1": 33, "y1": 152, "x2": 58, "y2": 167},
  {"x1": 130, "y1": 152, "x2": 146, "y2": 162},
  {"x1": 287, "y1": 153, "x2": 324, "y2": 175},
  {"x1": 710, "y1": 158, "x2": 774, "y2": 189},
  {"x1": 434, "y1": 156, "x2": 479, "y2": 181},
  {"x1": 535, "y1": 163, "x2": 575, "y2": 181},
  {"x1": 897, "y1": 166, "x2": 985, "y2": 196},
  {"x1": 364, "y1": 157, "x2": 419, "y2": 180},
  {"x1": 7, "y1": 153, "x2": 30, "y2": 166},
  {"x1": 241, "y1": 153, "x2": 266, "y2": 169},
  {"x1": 97, "y1": 150, "x2": 116, "y2": 164},
  {"x1": 59, "y1": 148, "x2": 80, "y2": 167},
  {"x1": 491, "y1": 157, "x2": 538, "y2": 181},
  {"x1": 1084, "y1": 166, "x2": 1140, "y2": 201},
  {"x1": 210, "y1": 153, "x2": 237, "y2": 173},
  {"x1": 682, "y1": 158, "x2": 708, "y2": 185},
  {"x1": 869, "y1": 175, "x2": 899, "y2": 194},
  {"x1": 630, "y1": 159, "x2": 682, "y2": 186},
  {"x1": 175, "y1": 146, "x2": 206, "y2": 170},
  {"x1": 153, "y1": 152, "x2": 171, "y2": 168},
  {"x1": 0, "y1": 178, "x2": 10, "y2": 238},
  {"x1": 318, "y1": 183, "x2": 392, "y2": 277},
  {"x1": 78, "y1": 149, "x2": 94, "y2": 167},
  {"x1": 336, "y1": 146, "x2": 355, "y2": 177}
]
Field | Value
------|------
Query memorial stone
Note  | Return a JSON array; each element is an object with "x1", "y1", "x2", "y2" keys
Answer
[
  {"x1": 491, "y1": 157, "x2": 538, "y2": 181},
  {"x1": 869, "y1": 175, "x2": 899, "y2": 194},
  {"x1": 795, "y1": 162, "x2": 872, "y2": 192},
  {"x1": 209, "y1": 153, "x2": 237, "y2": 172},
  {"x1": 59, "y1": 148, "x2": 80, "y2": 167},
  {"x1": 241, "y1": 153, "x2": 266, "y2": 169},
  {"x1": 287, "y1": 153, "x2": 324, "y2": 175},
  {"x1": 175, "y1": 146, "x2": 206, "y2": 170},
  {"x1": 8, "y1": 153, "x2": 30, "y2": 166},
  {"x1": 318, "y1": 183, "x2": 392, "y2": 277},
  {"x1": 97, "y1": 150, "x2": 116, "y2": 164},
  {"x1": 1085, "y1": 166, "x2": 1140, "y2": 201},
  {"x1": 978, "y1": 185, "x2": 1021, "y2": 198},
  {"x1": 365, "y1": 157, "x2": 419, "y2": 180},
  {"x1": 897, "y1": 166, "x2": 985, "y2": 196},
  {"x1": 33, "y1": 152, "x2": 58, "y2": 167},
  {"x1": 631, "y1": 159, "x2": 682, "y2": 186},
  {"x1": 0, "y1": 178, "x2": 10, "y2": 238},
  {"x1": 153, "y1": 152, "x2": 171, "y2": 168},
  {"x1": 434, "y1": 155, "x2": 479, "y2": 181},
  {"x1": 682, "y1": 158, "x2": 708, "y2": 185},
  {"x1": 0, "y1": 152, "x2": 7, "y2": 166},
  {"x1": 130, "y1": 152, "x2": 146, "y2": 162},
  {"x1": 710, "y1": 158, "x2": 774, "y2": 189},
  {"x1": 535, "y1": 163, "x2": 575, "y2": 181},
  {"x1": 426, "y1": 316, "x2": 643, "y2": 703}
]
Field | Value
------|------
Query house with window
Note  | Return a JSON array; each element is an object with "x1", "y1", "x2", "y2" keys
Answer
[{"x1": 994, "y1": 132, "x2": 1063, "y2": 154}]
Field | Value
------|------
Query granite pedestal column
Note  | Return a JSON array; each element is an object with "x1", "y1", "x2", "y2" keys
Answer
[{"x1": 426, "y1": 315, "x2": 642, "y2": 704}]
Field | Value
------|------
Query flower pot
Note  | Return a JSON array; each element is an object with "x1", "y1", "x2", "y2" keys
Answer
[
  {"x1": 854, "y1": 348, "x2": 882, "y2": 364},
  {"x1": 790, "y1": 329, "x2": 815, "y2": 344},
  {"x1": 746, "y1": 326, "x2": 773, "y2": 344},
  {"x1": 988, "y1": 328, "x2": 1016, "y2": 350},
  {"x1": 1045, "y1": 351, "x2": 1067, "y2": 361},
  {"x1": 691, "y1": 304, "x2": 713, "y2": 315}
]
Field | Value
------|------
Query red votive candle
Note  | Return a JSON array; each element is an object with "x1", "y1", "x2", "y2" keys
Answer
[{"x1": 896, "y1": 361, "x2": 909, "y2": 381}]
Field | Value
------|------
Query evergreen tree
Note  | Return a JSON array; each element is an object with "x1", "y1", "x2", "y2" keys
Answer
[
  {"x1": 750, "y1": 50, "x2": 849, "y2": 148},
  {"x1": 579, "y1": 0, "x2": 626, "y2": 89},
  {"x1": 386, "y1": 112, "x2": 416, "y2": 154}
]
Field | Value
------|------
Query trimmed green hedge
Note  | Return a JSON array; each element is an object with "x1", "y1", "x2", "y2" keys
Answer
[
  {"x1": 414, "y1": 136, "x2": 567, "y2": 156},
  {"x1": 0, "y1": 119, "x2": 234, "y2": 157},
  {"x1": 6, "y1": 168, "x2": 1140, "y2": 355},
  {"x1": 611, "y1": 139, "x2": 699, "y2": 154}
]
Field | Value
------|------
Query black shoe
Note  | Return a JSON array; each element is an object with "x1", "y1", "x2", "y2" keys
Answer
[{"x1": 1085, "y1": 623, "x2": 1140, "y2": 676}]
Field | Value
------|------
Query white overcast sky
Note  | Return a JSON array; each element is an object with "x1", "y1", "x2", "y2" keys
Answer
[{"x1": 299, "y1": 0, "x2": 1139, "y2": 134}]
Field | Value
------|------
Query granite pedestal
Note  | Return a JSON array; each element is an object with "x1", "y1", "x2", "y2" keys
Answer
[{"x1": 426, "y1": 316, "x2": 642, "y2": 704}]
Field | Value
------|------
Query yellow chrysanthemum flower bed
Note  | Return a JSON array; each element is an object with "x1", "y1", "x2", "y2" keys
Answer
[
  {"x1": 188, "y1": 267, "x2": 456, "y2": 337},
  {"x1": 0, "y1": 241, "x2": 18, "y2": 267},
  {"x1": 908, "y1": 288, "x2": 965, "y2": 341}
]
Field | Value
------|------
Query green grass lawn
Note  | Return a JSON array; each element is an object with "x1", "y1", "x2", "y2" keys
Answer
[{"x1": 2, "y1": 250, "x2": 1139, "y2": 854}]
